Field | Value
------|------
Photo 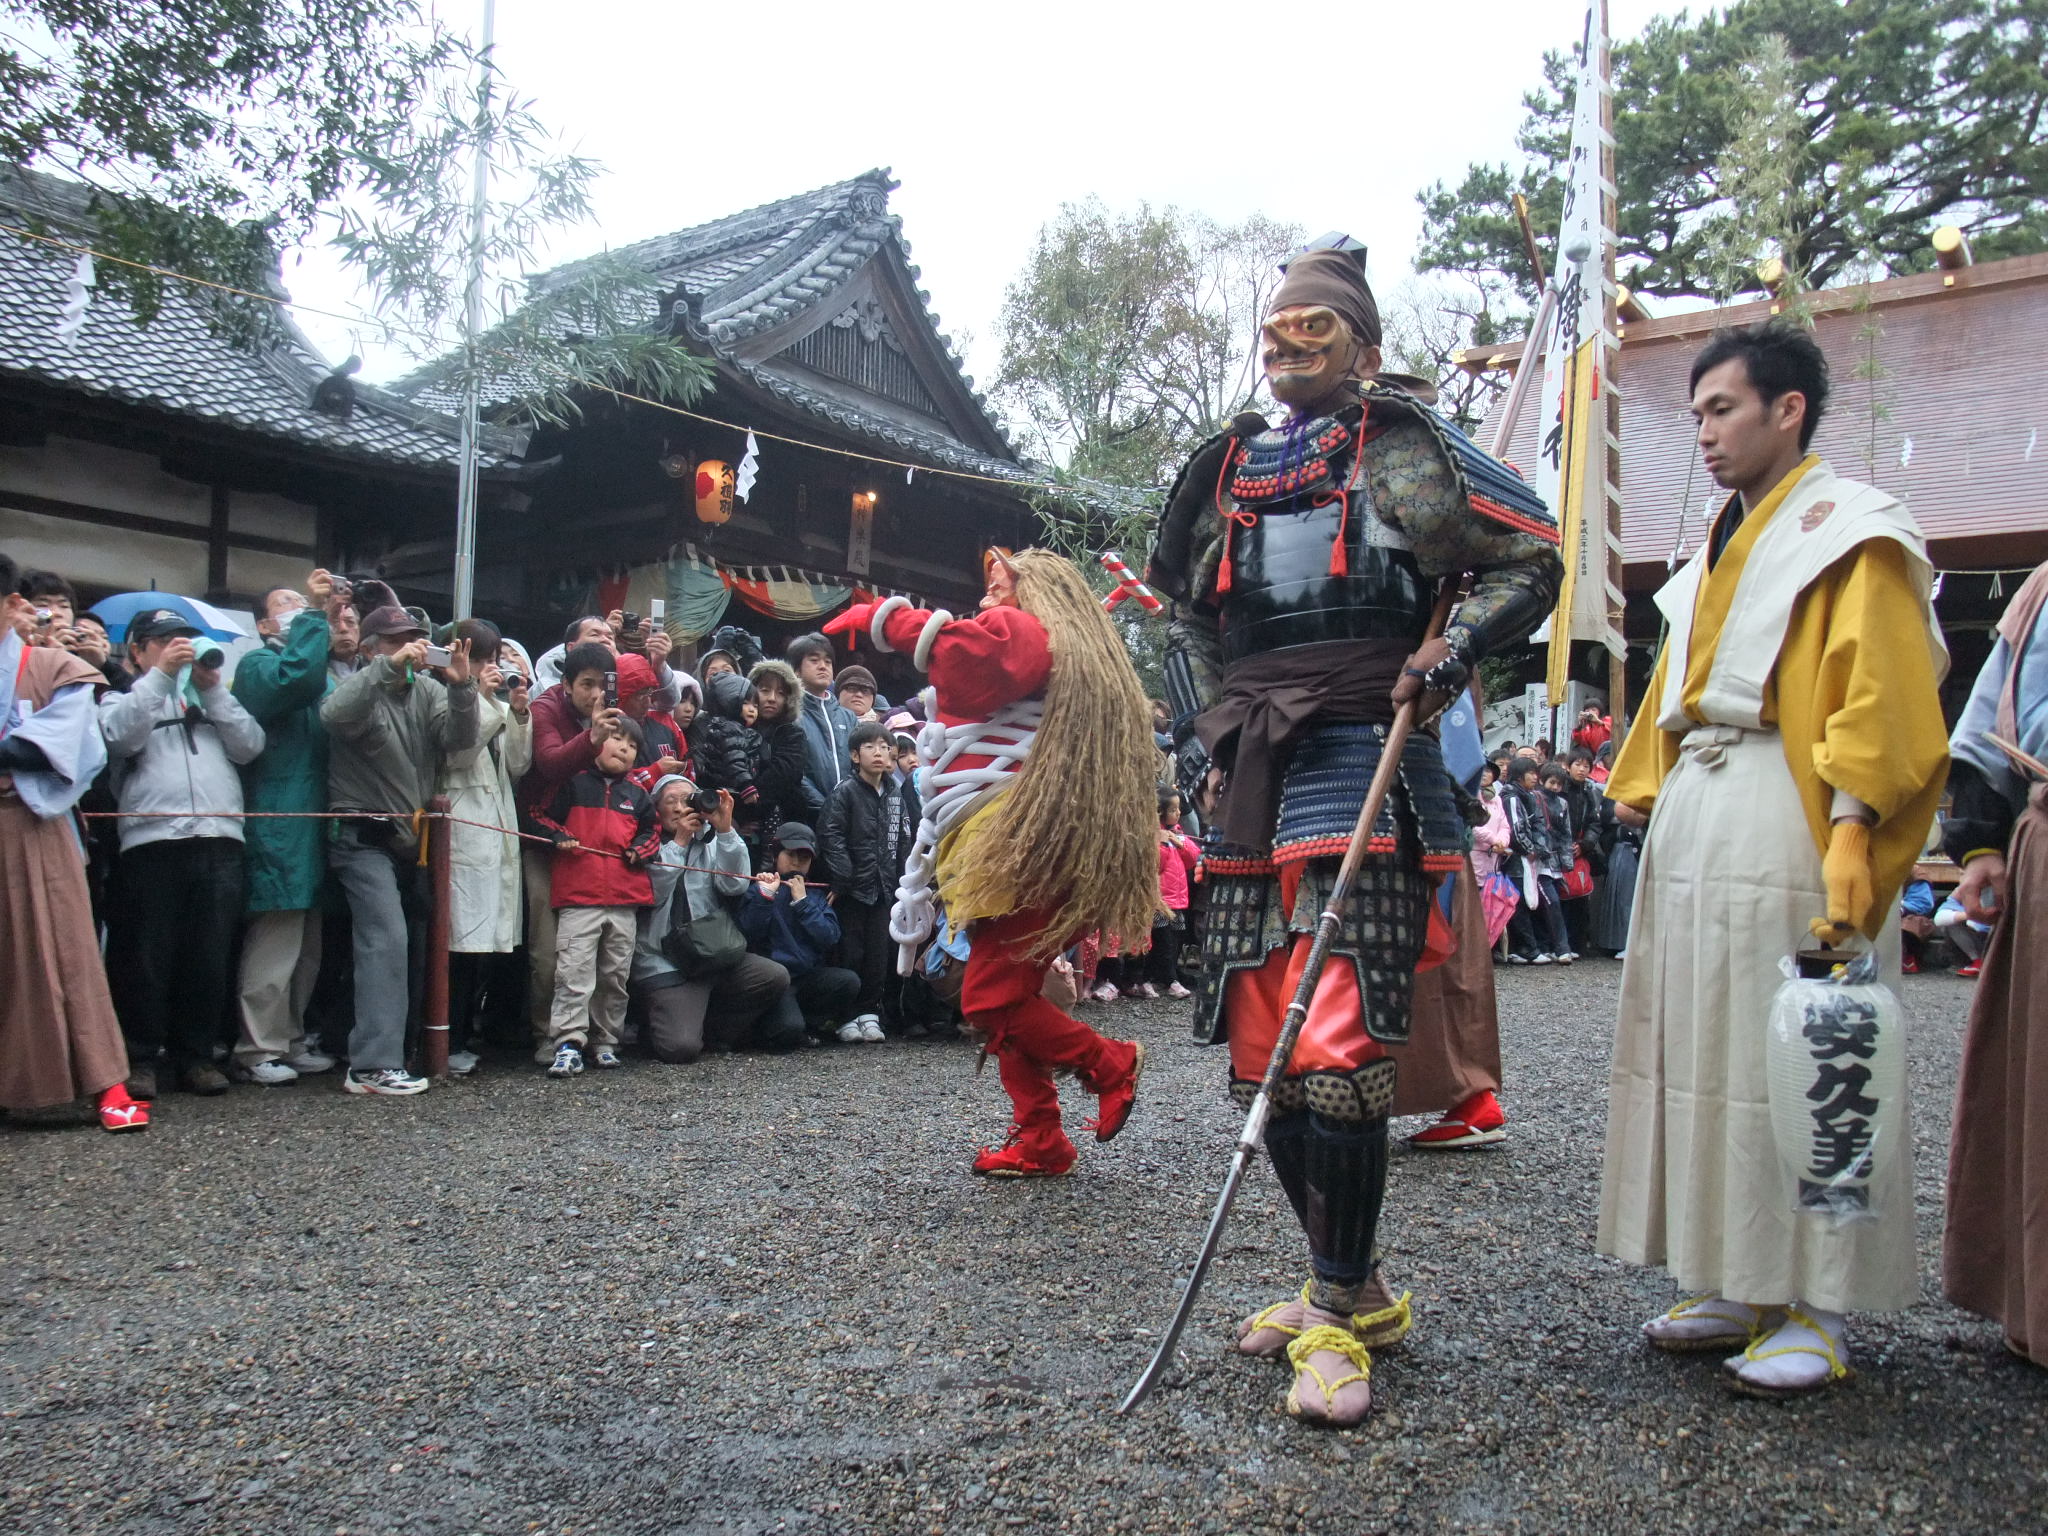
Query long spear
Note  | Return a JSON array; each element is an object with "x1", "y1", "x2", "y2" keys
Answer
[{"x1": 1118, "y1": 585, "x2": 1458, "y2": 1414}]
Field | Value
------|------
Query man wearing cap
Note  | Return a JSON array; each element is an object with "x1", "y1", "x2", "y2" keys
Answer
[
  {"x1": 737, "y1": 821, "x2": 864, "y2": 1042},
  {"x1": 321, "y1": 604, "x2": 476, "y2": 1095},
  {"x1": 1148, "y1": 234, "x2": 1562, "y2": 1425},
  {"x1": 834, "y1": 665, "x2": 882, "y2": 724},
  {"x1": 99, "y1": 607, "x2": 268, "y2": 1097}
]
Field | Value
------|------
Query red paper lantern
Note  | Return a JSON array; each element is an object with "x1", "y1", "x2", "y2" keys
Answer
[{"x1": 694, "y1": 460, "x2": 735, "y2": 525}]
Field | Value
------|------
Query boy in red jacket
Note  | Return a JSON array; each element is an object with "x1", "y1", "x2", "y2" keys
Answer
[{"x1": 530, "y1": 723, "x2": 661, "y2": 1077}]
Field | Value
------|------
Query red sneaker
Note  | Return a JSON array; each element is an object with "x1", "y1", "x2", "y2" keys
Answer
[
  {"x1": 1901, "y1": 954, "x2": 1922, "y2": 974},
  {"x1": 972, "y1": 1128, "x2": 1077, "y2": 1178},
  {"x1": 1410, "y1": 1089, "x2": 1506, "y2": 1149},
  {"x1": 1956, "y1": 962, "x2": 1982, "y2": 978},
  {"x1": 1085, "y1": 1041, "x2": 1145, "y2": 1144},
  {"x1": 97, "y1": 1084, "x2": 151, "y2": 1134}
]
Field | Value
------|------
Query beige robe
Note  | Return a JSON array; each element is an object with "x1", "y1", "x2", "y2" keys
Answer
[{"x1": 1598, "y1": 463, "x2": 1938, "y2": 1312}]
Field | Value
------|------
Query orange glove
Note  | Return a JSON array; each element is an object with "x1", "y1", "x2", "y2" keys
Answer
[{"x1": 1809, "y1": 819, "x2": 1875, "y2": 945}]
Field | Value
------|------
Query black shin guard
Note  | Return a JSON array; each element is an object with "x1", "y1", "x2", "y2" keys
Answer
[{"x1": 1262, "y1": 1061, "x2": 1397, "y2": 1305}]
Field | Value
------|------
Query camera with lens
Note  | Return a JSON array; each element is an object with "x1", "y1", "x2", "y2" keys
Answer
[
  {"x1": 688, "y1": 787, "x2": 721, "y2": 816},
  {"x1": 621, "y1": 611, "x2": 641, "y2": 635}
]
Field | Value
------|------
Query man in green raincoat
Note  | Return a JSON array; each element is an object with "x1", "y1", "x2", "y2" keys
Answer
[{"x1": 231, "y1": 569, "x2": 350, "y2": 1084}]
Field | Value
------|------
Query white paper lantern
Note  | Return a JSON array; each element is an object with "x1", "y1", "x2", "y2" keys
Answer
[{"x1": 1765, "y1": 955, "x2": 1905, "y2": 1224}]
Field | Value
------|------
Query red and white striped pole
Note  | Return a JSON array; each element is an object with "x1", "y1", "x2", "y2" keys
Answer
[{"x1": 1100, "y1": 550, "x2": 1163, "y2": 614}]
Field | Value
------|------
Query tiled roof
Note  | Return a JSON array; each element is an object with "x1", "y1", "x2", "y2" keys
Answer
[
  {"x1": 1479, "y1": 253, "x2": 2048, "y2": 574},
  {"x1": 0, "y1": 165, "x2": 527, "y2": 472},
  {"x1": 399, "y1": 170, "x2": 1108, "y2": 492}
]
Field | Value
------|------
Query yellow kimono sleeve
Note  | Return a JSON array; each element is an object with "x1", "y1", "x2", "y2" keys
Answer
[
  {"x1": 1604, "y1": 645, "x2": 1682, "y2": 816},
  {"x1": 1772, "y1": 538, "x2": 1950, "y2": 936}
]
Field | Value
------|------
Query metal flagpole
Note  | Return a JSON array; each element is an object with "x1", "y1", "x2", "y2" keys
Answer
[{"x1": 451, "y1": 0, "x2": 496, "y2": 621}]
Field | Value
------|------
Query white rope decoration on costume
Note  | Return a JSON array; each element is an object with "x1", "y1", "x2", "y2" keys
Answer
[{"x1": 889, "y1": 684, "x2": 1043, "y2": 974}]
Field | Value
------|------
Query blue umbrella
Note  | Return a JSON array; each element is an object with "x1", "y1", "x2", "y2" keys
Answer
[{"x1": 89, "y1": 592, "x2": 253, "y2": 643}]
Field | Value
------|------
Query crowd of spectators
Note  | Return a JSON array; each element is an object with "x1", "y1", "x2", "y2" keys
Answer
[
  {"x1": 3, "y1": 555, "x2": 947, "y2": 1131},
  {"x1": 1483, "y1": 706, "x2": 1635, "y2": 966}
]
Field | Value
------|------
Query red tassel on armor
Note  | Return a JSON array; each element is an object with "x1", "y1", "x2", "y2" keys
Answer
[
  {"x1": 1326, "y1": 490, "x2": 1350, "y2": 577},
  {"x1": 1214, "y1": 443, "x2": 1241, "y2": 593}
]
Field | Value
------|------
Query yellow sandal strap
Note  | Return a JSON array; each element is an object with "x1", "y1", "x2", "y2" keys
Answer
[
  {"x1": 1286, "y1": 1324, "x2": 1373, "y2": 1394},
  {"x1": 1743, "y1": 1307, "x2": 1848, "y2": 1379},
  {"x1": 1665, "y1": 1295, "x2": 1771, "y2": 1332},
  {"x1": 1354, "y1": 1290, "x2": 1412, "y2": 1337},
  {"x1": 1246, "y1": 1281, "x2": 1317, "y2": 1339}
]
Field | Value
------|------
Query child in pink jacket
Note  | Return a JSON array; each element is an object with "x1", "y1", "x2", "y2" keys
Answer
[{"x1": 1130, "y1": 787, "x2": 1202, "y2": 1000}]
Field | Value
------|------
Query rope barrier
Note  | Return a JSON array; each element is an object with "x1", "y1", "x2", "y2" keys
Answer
[{"x1": 74, "y1": 807, "x2": 819, "y2": 883}]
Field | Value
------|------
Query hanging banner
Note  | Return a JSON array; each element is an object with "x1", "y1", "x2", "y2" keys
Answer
[
  {"x1": 1537, "y1": 0, "x2": 1626, "y2": 704},
  {"x1": 666, "y1": 546, "x2": 733, "y2": 642},
  {"x1": 848, "y1": 492, "x2": 875, "y2": 577},
  {"x1": 723, "y1": 564, "x2": 854, "y2": 622}
]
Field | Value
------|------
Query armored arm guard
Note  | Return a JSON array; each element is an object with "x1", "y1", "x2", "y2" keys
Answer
[
  {"x1": 1163, "y1": 610, "x2": 1222, "y2": 803},
  {"x1": 1359, "y1": 388, "x2": 1564, "y2": 670}
]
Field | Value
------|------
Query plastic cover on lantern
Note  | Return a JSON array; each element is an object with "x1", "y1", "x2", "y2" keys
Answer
[{"x1": 1764, "y1": 949, "x2": 1905, "y2": 1225}]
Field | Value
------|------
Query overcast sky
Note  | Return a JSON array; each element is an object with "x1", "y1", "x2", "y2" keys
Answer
[{"x1": 290, "y1": 0, "x2": 1671, "y2": 389}]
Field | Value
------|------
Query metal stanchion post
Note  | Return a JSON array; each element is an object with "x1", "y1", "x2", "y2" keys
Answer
[{"x1": 424, "y1": 795, "x2": 453, "y2": 1079}]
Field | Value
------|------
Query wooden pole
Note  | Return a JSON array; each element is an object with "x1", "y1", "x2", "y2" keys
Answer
[{"x1": 423, "y1": 794, "x2": 453, "y2": 1079}]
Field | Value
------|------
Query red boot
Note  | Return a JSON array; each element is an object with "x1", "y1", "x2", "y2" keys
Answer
[
  {"x1": 1085, "y1": 1041, "x2": 1145, "y2": 1144},
  {"x1": 97, "y1": 1084, "x2": 151, "y2": 1134},
  {"x1": 1410, "y1": 1089, "x2": 1506, "y2": 1149},
  {"x1": 972, "y1": 1126, "x2": 1077, "y2": 1177}
]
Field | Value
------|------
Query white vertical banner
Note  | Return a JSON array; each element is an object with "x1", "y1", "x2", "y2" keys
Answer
[{"x1": 1536, "y1": 1, "x2": 1620, "y2": 703}]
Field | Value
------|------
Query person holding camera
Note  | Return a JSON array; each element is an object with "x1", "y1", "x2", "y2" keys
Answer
[
  {"x1": 230, "y1": 571, "x2": 352, "y2": 1085},
  {"x1": 321, "y1": 605, "x2": 476, "y2": 1096},
  {"x1": 437, "y1": 617, "x2": 532, "y2": 1073},
  {"x1": 632, "y1": 775, "x2": 798, "y2": 1062},
  {"x1": 518, "y1": 641, "x2": 625, "y2": 1059},
  {"x1": 98, "y1": 608, "x2": 267, "y2": 1097}
]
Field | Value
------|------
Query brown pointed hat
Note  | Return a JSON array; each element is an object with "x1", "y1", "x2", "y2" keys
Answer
[{"x1": 1270, "y1": 234, "x2": 1382, "y2": 350}]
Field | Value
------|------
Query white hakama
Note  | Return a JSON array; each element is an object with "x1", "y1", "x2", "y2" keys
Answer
[{"x1": 1596, "y1": 721, "x2": 1916, "y2": 1313}]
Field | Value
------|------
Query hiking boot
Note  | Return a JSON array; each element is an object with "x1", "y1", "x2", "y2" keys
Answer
[{"x1": 180, "y1": 1064, "x2": 231, "y2": 1096}]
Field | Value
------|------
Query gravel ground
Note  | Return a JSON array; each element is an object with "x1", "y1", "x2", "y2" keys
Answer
[{"x1": 4, "y1": 959, "x2": 2044, "y2": 1536}]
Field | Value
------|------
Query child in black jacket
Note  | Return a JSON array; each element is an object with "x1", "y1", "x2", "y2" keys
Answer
[{"x1": 818, "y1": 721, "x2": 920, "y2": 1038}]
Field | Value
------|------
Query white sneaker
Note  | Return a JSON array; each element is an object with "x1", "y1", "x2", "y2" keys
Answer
[
  {"x1": 345, "y1": 1067, "x2": 428, "y2": 1096},
  {"x1": 282, "y1": 1047, "x2": 335, "y2": 1074},
  {"x1": 836, "y1": 1021, "x2": 866, "y2": 1044},
  {"x1": 1532, "y1": 953, "x2": 1555, "y2": 965},
  {"x1": 235, "y1": 1058, "x2": 299, "y2": 1086},
  {"x1": 858, "y1": 1016, "x2": 886, "y2": 1043},
  {"x1": 446, "y1": 1050, "x2": 480, "y2": 1076},
  {"x1": 1558, "y1": 952, "x2": 1578, "y2": 965},
  {"x1": 547, "y1": 1044, "x2": 585, "y2": 1078}
]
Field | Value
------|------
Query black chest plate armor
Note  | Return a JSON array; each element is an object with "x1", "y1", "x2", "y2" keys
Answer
[{"x1": 1217, "y1": 413, "x2": 1429, "y2": 666}]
